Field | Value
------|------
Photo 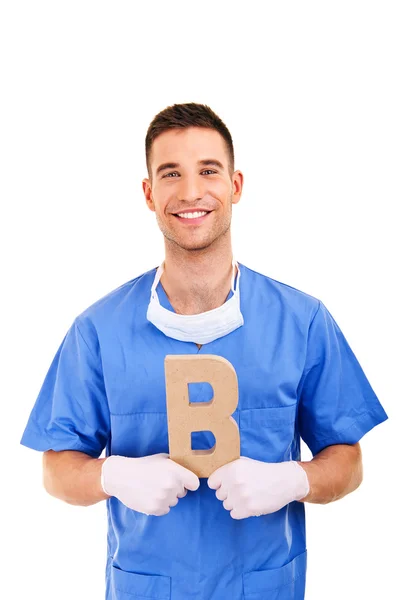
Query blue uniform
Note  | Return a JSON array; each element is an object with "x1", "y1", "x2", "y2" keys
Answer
[{"x1": 20, "y1": 263, "x2": 388, "y2": 600}]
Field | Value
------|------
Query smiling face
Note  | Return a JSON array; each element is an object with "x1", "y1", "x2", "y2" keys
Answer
[{"x1": 142, "y1": 127, "x2": 243, "y2": 253}]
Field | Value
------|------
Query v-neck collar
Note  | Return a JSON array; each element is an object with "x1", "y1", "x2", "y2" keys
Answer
[
  {"x1": 155, "y1": 273, "x2": 236, "y2": 314},
  {"x1": 153, "y1": 266, "x2": 239, "y2": 354}
]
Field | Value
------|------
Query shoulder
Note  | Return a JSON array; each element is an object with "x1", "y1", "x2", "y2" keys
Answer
[
  {"x1": 239, "y1": 262, "x2": 321, "y2": 324},
  {"x1": 74, "y1": 266, "x2": 157, "y2": 333}
]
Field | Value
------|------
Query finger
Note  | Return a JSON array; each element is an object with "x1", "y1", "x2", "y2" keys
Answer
[
  {"x1": 215, "y1": 485, "x2": 228, "y2": 501},
  {"x1": 176, "y1": 483, "x2": 187, "y2": 499},
  {"x1": 153, "y1": 506, "x2": 171, "y2": 517},
  {"x1": 148, "y1": 453, "x2": 169, "y2": 461},
  {"x1": 223, "y1": 496, "x2": 234, "y2": 511},
  {"x1": 230, "y1": 507, "x2": 247, "y2": 520}
]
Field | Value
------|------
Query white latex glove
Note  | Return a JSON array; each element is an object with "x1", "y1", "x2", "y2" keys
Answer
[
  {"x1": 208, "y1": 456, "x2": 309, "y2": 520},
  {"x1": 101, "y1": 453, "x2": 200, "y2": 516}
]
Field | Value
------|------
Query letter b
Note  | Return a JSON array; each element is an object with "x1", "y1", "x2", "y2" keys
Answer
[{"x1": 164, "y1": 354, "x2": 240, "y2": 478}]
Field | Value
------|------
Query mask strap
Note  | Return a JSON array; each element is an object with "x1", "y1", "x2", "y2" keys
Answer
[
  {"x1": 231, "y1": 259, "x2": 240, "y2": 292},
  {"x1": 152, "y1": 259, "x2": 239, "y2": 297},
  {"x1": 150, "y1": 263, "x2": 165, "y2": 300}
]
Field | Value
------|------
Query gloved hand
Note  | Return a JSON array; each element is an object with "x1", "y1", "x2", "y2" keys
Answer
[
  {"x1": 208, "y1": 456, "x2": 309, "y2": 520},
  {"x1": 101, "y1": 453, "x2": 200, "y2": 516}
]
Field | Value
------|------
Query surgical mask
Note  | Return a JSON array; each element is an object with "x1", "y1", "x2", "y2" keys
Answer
[{"x1": 146, "y1": 260, "x2": 244, "y2": 345}]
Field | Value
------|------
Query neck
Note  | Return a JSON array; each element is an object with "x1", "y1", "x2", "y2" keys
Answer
[{"x1": 160, "y1": 234, "x2": 235, "y2": 314}]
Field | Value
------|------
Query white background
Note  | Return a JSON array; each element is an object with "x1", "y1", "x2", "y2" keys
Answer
[{"x1": 1, "y1": 1, "x2": 398, "y2": 598}]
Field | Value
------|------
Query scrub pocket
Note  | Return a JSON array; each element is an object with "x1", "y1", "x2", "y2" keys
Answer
[
  {"x1": 242, "y1": 550, "x2": 307, "y2": 600},
  {"x1": 111, "y1": 565, "x2": 171, "y2": 599},
  {"x1": 239, "y1": 404, "x2": 297, "y2": 462}
]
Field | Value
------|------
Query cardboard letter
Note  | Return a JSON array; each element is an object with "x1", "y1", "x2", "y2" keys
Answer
[{"x1": 164, "y1": 354, "x2": 240, "y2": 478}]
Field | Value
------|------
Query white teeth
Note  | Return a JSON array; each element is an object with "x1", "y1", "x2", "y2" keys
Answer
[{"x1": 177, "y1": 211, "x2": 208, "y2": 219}]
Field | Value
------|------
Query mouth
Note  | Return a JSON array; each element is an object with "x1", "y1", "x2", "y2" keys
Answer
[{"x1": 172, "y1": 210, "x2": 212, "y2": 225}]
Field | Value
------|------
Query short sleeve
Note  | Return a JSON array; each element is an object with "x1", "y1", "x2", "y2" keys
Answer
[
  {"x1": 297, "y1": 300, "x2": 388, "y2": 456},
  {"x1": 20, "y1": 317, "x2": 110, "y2": 458}
]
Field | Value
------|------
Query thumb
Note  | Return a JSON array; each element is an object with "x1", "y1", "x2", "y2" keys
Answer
[
  {"x1": 170, "y1": 460, "x2": 200, "y2": 491},
  {"x1": 208, "y1": 466, "x2": 223, "y2": 490}
]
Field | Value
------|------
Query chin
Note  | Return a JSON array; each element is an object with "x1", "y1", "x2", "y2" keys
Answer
[
  {"x1": 177, "y1": 242, "x2": 214, "y2": 252},
  {"x1": 163, "y1": 227, "x2": 226, "y2": 252}
]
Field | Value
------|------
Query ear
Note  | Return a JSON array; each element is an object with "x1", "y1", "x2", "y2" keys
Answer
[
  {"x1": 232, "y1": 171, "x2": 244, "y2": 206},
  {"x1": 142, "y1": 178, "x2": 155, "y2": 212}
]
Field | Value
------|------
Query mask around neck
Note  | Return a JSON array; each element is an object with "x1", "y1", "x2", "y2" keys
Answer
[{"x1": 146, "y1": 260, "x2": 244, "y2": 345}]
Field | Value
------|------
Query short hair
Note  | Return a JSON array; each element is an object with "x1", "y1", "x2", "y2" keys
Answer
[{"x1": 145, "y1": 102, "x2": 234, "y2": 181}]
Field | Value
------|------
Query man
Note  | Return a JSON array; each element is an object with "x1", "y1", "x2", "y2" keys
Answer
[{"x1": 21, "y1": 102, "x2": 388, "y2": 600}]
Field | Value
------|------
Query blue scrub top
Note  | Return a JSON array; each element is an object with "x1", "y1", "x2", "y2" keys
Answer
[{"x1": 20, "y1": 263, "x2": 388, "y2": 600}]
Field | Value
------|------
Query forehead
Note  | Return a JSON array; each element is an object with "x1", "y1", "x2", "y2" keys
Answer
[{"x1": 151, "y1": 127, "x2": 228, "y2": 165}]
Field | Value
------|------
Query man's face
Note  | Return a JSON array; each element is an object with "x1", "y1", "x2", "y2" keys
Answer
[{"x1": 142, "y1": 127, "x2": 243, "y2": 252}]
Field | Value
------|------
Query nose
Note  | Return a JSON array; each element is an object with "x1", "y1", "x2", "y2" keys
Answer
[{"x1": 177, "y1": 175, "x2": 205, "y2": 203}]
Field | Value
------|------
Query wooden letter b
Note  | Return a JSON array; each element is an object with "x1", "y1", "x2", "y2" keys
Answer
[{"x1": 164, "y1": 354, "x2": 240, "y2": 478}]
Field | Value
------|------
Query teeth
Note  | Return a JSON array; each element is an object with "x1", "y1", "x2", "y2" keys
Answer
[{"x1": 177, "y1": 211, "x2": 208, "y2": 219}]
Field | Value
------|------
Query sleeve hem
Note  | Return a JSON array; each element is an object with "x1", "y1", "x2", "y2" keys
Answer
[
  {"x1": 20, "y1": 428, "x2": 103, "y2": 458},
  {"x1": 306, "y1": 406, "x2": 389, "y2": 456}
]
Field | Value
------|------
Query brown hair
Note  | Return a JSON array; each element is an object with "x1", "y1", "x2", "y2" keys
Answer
[{"x1": 145, "y1": 102, "x2": 234, "y2": 181}]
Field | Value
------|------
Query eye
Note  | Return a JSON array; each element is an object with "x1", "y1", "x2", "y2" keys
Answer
[{"x1": 163, "y1": 169, "x2": 217, "y2": 178}]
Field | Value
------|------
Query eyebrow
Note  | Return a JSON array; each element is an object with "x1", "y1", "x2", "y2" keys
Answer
[{"x1": 155, "y1": 159, "x2": 225, "y2": 177}]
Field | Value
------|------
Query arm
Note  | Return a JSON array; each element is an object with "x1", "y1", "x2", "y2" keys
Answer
[
  {"x1": 43, "y1": 450, "x2": 201, "y2": 515},
  {"x1": 297, "y1": 442, "x2": 363, "y2": 504},
  {"x1": 207, "y1": 443, "x2": 364, "y2": 520},
  {"x1": 43, "y1": 450, "x2": 110, "y2": 507}
]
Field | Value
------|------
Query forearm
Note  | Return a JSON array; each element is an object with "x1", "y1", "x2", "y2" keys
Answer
[
  {"x1": 43, "y1": 450, "x2": 110, "y2": 507},
  {"x1": 297, "y1": 442, "x2": 363, "y2": 504}
]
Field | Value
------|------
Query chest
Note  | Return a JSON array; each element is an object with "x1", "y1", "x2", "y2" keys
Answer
[{"x1": 99, "y1": 305, "x2": 307, "y2": 461}]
